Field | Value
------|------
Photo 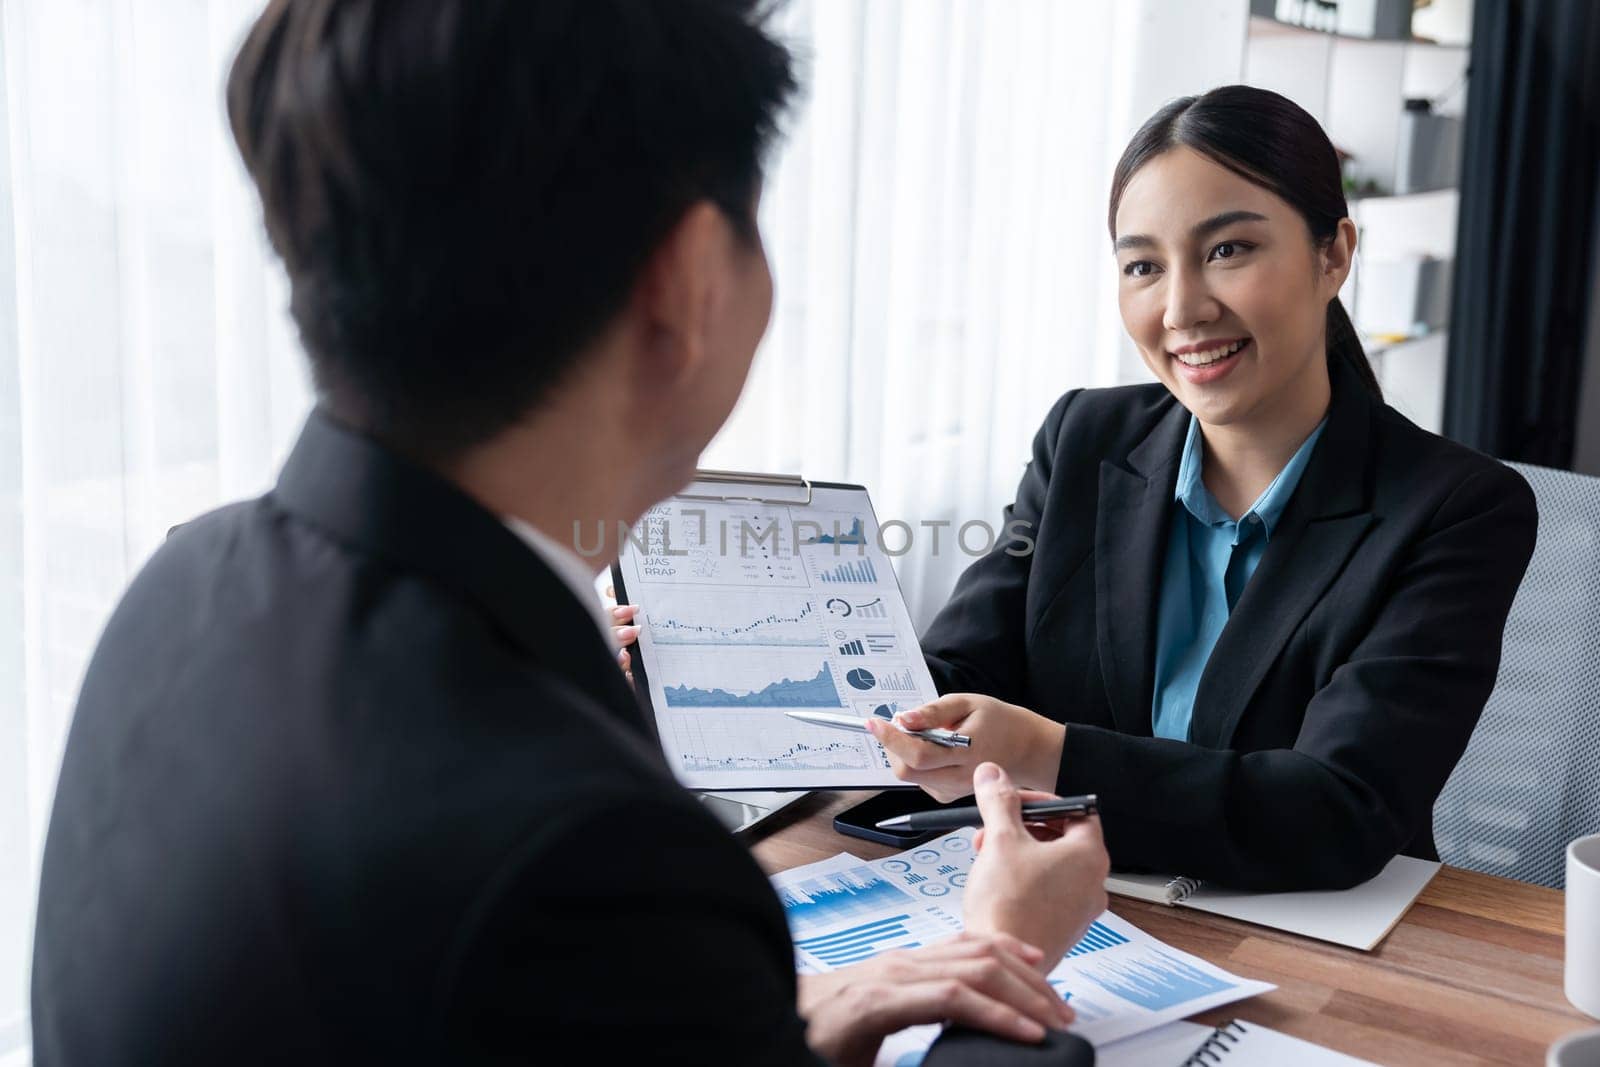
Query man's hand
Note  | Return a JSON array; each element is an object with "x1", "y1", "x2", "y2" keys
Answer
[
  {"x1": 867, "y1": 694, "x2": 1066, "y2": 801},
  {"x1": 798, "y1": 933, "x2": 1074, "y2": 1067},
  {"x1": 962, "y1": 763, "x2": 1110, "y2": 968}
]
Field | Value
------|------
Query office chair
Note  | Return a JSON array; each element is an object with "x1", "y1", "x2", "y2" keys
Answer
[{"x1": 1433, "y1": 462, "x2": 1600, "y2": 888}]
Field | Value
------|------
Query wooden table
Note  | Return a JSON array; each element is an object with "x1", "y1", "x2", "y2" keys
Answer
[{"x1": 749, "y1": 792, "x2": 1597, "y2": 1066}]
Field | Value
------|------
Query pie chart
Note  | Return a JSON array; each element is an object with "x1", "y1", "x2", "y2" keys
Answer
[{"x1": 845, "y1": 668, "x2": 876, "y2": 691}]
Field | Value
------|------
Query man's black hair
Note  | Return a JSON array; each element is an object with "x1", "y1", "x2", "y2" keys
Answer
[{"x1": 228, "y1": 0, "x2": 797, "y2": 459}]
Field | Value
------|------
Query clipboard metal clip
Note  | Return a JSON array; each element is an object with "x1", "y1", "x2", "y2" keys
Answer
[{"x1": 679, "y1": 468, "x2": 813, "y2": 506}]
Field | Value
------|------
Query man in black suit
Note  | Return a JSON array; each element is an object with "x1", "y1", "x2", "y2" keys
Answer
[{"x1": 30, "y1": 2, "x2": 1108, "y2": 1064}]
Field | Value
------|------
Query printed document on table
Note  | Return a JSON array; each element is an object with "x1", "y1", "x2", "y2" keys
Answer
[
  {"x1": 768, "y1": 830, "x2": 1274, "y2": 1061},
  {"x1": 613, "y1": 482, "x2": 941, "y2": 790}
]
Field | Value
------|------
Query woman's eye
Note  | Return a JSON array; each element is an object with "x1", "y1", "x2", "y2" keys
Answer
[
  {"x1": 1123, "y1": 260, "x2": 1158, "y2": 278},
  {"x1": 1208, "y1": 241, "x2": 1252, "y2": 262}
]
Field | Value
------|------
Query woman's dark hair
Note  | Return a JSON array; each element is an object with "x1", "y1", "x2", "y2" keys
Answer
[
  {"x1": 228, "y1": 0, "x2": 797, "y2": 460},
  {"x1": 1107, "y1": 85, "x2": 1381, "y2": 400}
]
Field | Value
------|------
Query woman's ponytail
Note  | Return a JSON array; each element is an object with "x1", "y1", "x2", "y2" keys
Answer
[{"x1": 1325, "y1": 296, "x2": 1382, "y2": 401}]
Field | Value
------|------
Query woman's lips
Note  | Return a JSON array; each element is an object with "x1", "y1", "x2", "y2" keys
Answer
[{"x1": 1170, "y1": 337, "x2": 1250, "y2": 384}]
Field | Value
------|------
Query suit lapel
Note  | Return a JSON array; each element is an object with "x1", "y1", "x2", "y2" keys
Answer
[
  {"x1": 1095, "y1": 402, "x2": 1188, "y2": 737},
  {"x1": 1188, "y1": 360, "x2": 1378, "y2": 749}
]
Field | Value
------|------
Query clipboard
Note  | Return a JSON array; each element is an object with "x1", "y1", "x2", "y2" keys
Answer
[{"x1": 611, "y1": 469, "x2": 937, "y2": 792}]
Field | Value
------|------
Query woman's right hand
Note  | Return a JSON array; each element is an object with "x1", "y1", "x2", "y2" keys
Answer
[
  {"x1": 962, "y1": 762, "x2": 1110, "y2": 969},
  {"x1": 601, "y1": 584, "x2": 640, "y2": 687}
]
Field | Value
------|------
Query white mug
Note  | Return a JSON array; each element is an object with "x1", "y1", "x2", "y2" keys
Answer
[
  {"x1": 1568, "y1": 834, "x2": 1600, "y2": 1020},
  {"x1": 1548, "y1": 1027, "x2": 1600, "y2": 1067}
]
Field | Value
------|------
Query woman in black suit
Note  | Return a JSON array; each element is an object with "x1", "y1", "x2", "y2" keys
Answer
[
  {"x1": 862, "y1": 85, "x2": 1538, "y2": 892},
  {"x1": 612, "y1": 85, "x2": 1537, "y2": 892}
]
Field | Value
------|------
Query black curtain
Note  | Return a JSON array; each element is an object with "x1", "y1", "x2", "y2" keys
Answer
[{"x1": 1444, "y1": 0, "x2": 1600, "y2": 466}]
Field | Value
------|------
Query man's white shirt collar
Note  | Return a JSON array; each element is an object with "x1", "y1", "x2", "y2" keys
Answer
[{"x1": 502, "y1": 516, "x2": 614, "y2": 646}]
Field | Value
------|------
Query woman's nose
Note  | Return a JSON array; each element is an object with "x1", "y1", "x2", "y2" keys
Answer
[{"x1": 1162, "y1": 267, "x2": 1221, "y2": 332}]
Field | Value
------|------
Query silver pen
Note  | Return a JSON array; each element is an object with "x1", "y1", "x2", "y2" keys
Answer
[{"x1": 784, "y1": 709, "x2": 972, "y2": 748}]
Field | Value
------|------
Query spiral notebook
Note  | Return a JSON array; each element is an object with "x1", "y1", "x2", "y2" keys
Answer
[
  {"x1": 1104, "y1": 854, "x2": 1442, "y2": 950},
  {"x1": 1179, "y1": 1020, "x2": 1377, "y2": 1065}
]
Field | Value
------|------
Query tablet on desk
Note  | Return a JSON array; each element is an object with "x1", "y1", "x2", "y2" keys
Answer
[{"x1": 611, "y1": 470, "x2": 939, "y2": 793}]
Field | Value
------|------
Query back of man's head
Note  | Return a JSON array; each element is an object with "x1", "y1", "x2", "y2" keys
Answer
[{"x1": 228, "y1": 0, "x2": 796, "y2": 461}]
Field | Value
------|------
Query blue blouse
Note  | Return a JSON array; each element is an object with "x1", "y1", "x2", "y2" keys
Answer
[{"x1": 1151, "y1": 414, "x2": 1328, "y2": 741}]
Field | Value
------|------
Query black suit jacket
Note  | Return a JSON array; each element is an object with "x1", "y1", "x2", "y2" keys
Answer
[
  {"x1": 921, "y1": 357, "x2": 1538, "y2": 891},
  {"x1": 31, "y1": 413, "x2": 822, "y2": 1065}
]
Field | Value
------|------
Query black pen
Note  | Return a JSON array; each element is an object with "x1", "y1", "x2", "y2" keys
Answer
[{"x1": 875, "y1": 794, "x2": 1098, "y2": 833}]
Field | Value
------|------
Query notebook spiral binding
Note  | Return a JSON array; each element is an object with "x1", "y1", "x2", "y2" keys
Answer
[
  {"x1": 1182, "y1": 1020, "x2": 1247, "y2": 1064},
  {"x1": 1166, "y1": 874, "x2": 1205, "y2": 903}
]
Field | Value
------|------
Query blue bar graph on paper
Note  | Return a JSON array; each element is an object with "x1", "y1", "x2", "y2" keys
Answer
[
  {"x1": 1065, "y1": 920, "x2": 1131, "y2": 958},
  {"x1": 1079, "y1": 949, "x2": 1236, "y2": 1010},
  {"x1": 793, "y1": 916, "x2": 918, "y2": 966},
  {"x1": 818, "y1": 557, "x2": 878, "y2": 584},
  {"x1": 778, "y1": 867, "x2": 915, "y2": 936}
]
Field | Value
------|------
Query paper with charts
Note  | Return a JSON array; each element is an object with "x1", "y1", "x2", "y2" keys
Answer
[
  {"x1": 613, "y1": 482, "x2": 939, "y2": 789},
  {"x1": 768, "y1": 830, "x2": 1274, "y2": 1062}
]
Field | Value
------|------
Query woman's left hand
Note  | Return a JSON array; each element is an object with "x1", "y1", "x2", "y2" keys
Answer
[{"x1": 867, "y1": 694, "x2": 1066, "y2": 802}]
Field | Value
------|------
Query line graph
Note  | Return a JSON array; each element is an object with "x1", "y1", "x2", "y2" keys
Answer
[
  {"x1": 663, "y1": 662, "x2": 842, "y2": 708},
  {"x1": 667, "y1": 711, "x2": 885, "y2": 774},
  {"x1": 647, "y1": 593, "x2": 824, "y2": 648},
  {"x1": 655, "y1": 648, "x2": 844, "y2": 709}
]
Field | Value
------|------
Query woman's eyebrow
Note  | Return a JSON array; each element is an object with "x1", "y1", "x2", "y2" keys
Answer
[
  {"x1": 1114, "y1": 209, "x2": 1270, "y2": 253},
  {"x1": 1191, "y1": 209, "x2": 1269, "y2": 240}
]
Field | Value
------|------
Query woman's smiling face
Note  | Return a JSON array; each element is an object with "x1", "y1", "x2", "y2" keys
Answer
[{"x1": 1112, "y1": 146, "x2": 1353, "y2": 430}]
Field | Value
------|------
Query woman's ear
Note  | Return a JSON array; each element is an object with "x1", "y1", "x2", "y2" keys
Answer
[{"x1": 1320, "y1": 217, "x2": 1358, "y2": 296}]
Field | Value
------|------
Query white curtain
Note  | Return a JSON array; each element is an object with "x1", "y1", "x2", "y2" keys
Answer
[
  {"x1": 720, "y1": 0, "x2": 1125, "y2": 633},
  {"x1": 0, "y1": 1, "x2": 311, "y2": 1058},
  {"x1": 0, "y1": 1, "x2": 1247, "y2": 1059},
  {"x1": 715, "y1": 0, "x2": 1250, "y2": 628}
]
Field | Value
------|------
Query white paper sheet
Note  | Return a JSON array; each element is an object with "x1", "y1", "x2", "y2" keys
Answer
[
  {"x1": 767, "y1": 831, "x2": 1275, "y2": 1063},
  {"x1": 615, "y1": 483, "x2": 941, "y2": 790}
]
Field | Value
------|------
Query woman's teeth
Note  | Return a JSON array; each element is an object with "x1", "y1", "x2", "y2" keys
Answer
[{"x1": 1174, "y1": 338, "x2": 1247, "y2": 367}]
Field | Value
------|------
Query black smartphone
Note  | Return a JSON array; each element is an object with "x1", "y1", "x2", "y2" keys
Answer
[{"x1": 832, "y1": 790, "x2": 964, "y2": 847}]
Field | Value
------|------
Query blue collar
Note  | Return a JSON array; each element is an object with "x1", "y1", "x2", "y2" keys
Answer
[{"x1": 1173, "y1": 414, "x2": 1329, "y2": 542}]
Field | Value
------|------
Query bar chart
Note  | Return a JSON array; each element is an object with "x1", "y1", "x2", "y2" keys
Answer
[
  {"x1": 1076, "y1": 948, "x2": 1236, "y2": 1011},
  {"x1": 792, "y1": 916, "x2": 920, "y2": 968},
  {"x1": 1065, "y1": 920, "x2": 1131, "y2": 958},
  {"x1": 777, "y1": 865, "x2": 914, "y2": 935},
  {"x1": 841, "y1": 665, "x2": 918, "y2": 695},
  {"x1": 814, "y1": 557, "x2": 879, "y2": 584},
  {"x1": 776, "y1": 858, "x2": 967, "y2": 970}
]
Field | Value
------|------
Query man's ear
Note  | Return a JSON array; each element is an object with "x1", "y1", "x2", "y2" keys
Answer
[
  {"x1": 635, "y1": 201, "x2": 728, "y2": 387},
  {"x1": 1321, "y1": 216, "x2": 1358, "y2": 296}
]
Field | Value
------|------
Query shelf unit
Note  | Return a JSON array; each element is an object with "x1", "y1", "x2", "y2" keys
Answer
[{"x1": 1241, "y1": 1, "x2": 1472, "y2": 433}]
